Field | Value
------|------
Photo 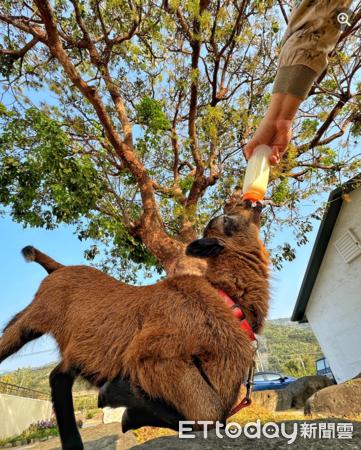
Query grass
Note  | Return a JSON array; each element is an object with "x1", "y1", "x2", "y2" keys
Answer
[
  {"x1": 85, "y1": 409, "x2": 103, "y2": 420},
  {"x1": 132, "y1": 427, "x2": 178, "y2": 444},
  {"x1": 132, "y1": 403, "x2": 361, "y2": 444}
]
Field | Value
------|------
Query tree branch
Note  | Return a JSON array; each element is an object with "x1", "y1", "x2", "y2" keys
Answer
[
  {"x1": 33, "y1": 0, "x2": 164, "y2": 239},
  {"x1": 296, "y1": 98, "x2": 348, "y2": 155},
  {"x1": 0, "y1": 14, "x2": 46, "y2": 40},
  {"x1": 0, "y1": 36, "x2": 40, "y2": 58},
  {"x1": 276, "y1": 0, "x2": 288, "y2": 25}
]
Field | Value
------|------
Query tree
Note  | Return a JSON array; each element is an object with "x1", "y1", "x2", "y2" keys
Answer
[
  {"x1": 281, "y1": 354, "x2": 317, "y2": 378},
  {"x1": 1, "y1": 0, "x2": 361, "y2": 281},
  {"x1": 1, "y1": 366, "x2": 32, "y2": 387}
]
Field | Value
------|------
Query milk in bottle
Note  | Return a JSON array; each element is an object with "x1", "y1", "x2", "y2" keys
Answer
[{"x1": 242, "y1": 145, "x2": 272, "y2": 203}]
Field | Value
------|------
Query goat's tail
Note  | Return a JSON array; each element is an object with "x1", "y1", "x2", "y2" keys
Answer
[
  {"x1": 0, "y1": 246, "x2": 60, "y2": 364},
  {"x1": 22, "y1": 245, "x2": 65, "y2": 274},
  {"x1": 0, "y1": 310, "x2": 43, "y2": 365}
]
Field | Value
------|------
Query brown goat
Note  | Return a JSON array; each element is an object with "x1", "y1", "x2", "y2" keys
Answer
[{"x1": 0, "y1": 201, "x2": 270, "y2": 449}]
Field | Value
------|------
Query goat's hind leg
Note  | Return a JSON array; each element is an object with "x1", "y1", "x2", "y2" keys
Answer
[{"x1": 50, "y1": 362, "x2": 83, "y2": 450}]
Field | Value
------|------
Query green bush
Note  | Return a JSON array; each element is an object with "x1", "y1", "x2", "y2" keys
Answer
[
  {"x1": 0, "y1": 418, "x2": 83, "y2": 446},
  {"x1": 85, "y1": 408, "x2": 102, "y2": 420}
]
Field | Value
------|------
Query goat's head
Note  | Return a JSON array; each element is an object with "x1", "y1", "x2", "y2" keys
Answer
[
  {"x1": 186, "y1": 200, "x2": 269, "y2": 334},
  {"x1": 186, "y1": 200, "x2": 263, "y2": 259}
]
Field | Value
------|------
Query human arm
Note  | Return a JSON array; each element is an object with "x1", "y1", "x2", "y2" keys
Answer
[
  {"x1": 245, "y1": 0, "x2": 354, "y2": 165},
  {"x1": 244, "y1": 93, "x2": 302, "y2": 166}
]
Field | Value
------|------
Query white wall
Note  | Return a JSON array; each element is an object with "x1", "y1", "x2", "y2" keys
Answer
[
  {"x1": 305, "y1": 186, "x2": 361, "y2": 383},
  {"x1": 0, "y1": 394, "x2": 52, "y2": 439}
]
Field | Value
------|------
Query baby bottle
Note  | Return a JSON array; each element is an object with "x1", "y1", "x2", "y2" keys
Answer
[{"x1": 242, "y1": 145, "x2": 272, "y2": 203}]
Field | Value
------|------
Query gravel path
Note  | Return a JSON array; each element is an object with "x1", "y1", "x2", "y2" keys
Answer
[{"x1": 32, "y1": 424, "x2": 137, "y2": 450}]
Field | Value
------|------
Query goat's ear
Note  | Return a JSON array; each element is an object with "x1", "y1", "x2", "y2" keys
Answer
[{"x1": 186, "y1": 238, "x2": 224, "y2": 258}]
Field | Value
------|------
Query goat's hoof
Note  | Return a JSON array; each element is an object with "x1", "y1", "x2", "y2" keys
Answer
[{"x1": 63, "y1": 437, "x2": 84, "y2": 450}]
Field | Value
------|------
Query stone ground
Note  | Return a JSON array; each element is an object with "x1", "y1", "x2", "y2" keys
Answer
[{"x1": 25, "y1": 424, "x2": 137, "y2": 450}]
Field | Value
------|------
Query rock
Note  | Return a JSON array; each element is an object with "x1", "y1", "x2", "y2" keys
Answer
[
  {"x1": 4, "y1": 444, "x2": 13, "y2": 448},
  {"x1": 285, "y1": 376, "x2": 333, "y2": 408},
  {"x1": 14, "y1": 442, "x2": 21, "y2": 447},
  {"x1": 21, "y1": 441, "x2": 27, "y2": 446},
  {"x1": 33, "y1": 439, "x2": 40, "y2": 442},
  {"x1": 47, "y1": 436, "x2": 54, "y2": 440},
  {"x1": 252, "y1": 389, "x2": 292, "y2": 411},
  {"x1": 103, "y1": 407, "x2": 126, "y2": 424},
  {"x1": 305, "y1": 377, "x2": 361, "y2": 416},
  {"x1": 40, "y1": 438, "x2": 48, "y2": 442},
  {"x1": 76, "y1": 413, "x2": 87, "y2": 422},
  {"x1": 29, "y1": 440, "x2": 34, "y2": 444},
  {"x1": 138, "y1": 419, "x2": 361, "y2": 449}
]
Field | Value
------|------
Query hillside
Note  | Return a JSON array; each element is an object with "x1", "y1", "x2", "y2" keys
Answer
[
  {"x1": 27, "y1": 362, "x2": 58, "y2": 393},
  {"x1": 1, "y1": 319, "x2": 323, "y2": 391},
  {"x1": 257, "y1": 322, "x2": 323, "y2": 373},
  {"x1": 0, "y1": 362, "x2": 98, "y2": 395},
  {"x1": 267, "y1": 317, "x2": 312, "y2": 331}
]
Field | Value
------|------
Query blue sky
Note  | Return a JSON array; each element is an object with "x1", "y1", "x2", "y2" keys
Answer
[{"x1": 0, "y1": 210, "x2": 319, "y2": 373}]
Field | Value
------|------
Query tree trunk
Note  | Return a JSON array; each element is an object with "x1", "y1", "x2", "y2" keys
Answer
[{"x1": 133, "y1": 224, "x2": 207, "y2": 277}]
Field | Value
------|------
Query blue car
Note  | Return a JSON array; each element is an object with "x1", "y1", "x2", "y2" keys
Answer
[{"x1": 253, "y1": 371, "x2": 297, "y2": 391}]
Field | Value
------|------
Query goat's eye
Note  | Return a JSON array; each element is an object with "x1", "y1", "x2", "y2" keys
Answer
[
  {"x1": 223, "y1": 216, "x2": 229, "y2": 224},
  {"x1": 255, "y1": 203, "x2": 263, "y2": 213}
]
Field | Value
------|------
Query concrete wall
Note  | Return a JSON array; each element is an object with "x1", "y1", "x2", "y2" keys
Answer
[
  {"x1": 305, "y1": 186, "x2": 361, "y2": 383},
  {"x1": 0, "y1": 394, "x2": 52, "y2": 440}
]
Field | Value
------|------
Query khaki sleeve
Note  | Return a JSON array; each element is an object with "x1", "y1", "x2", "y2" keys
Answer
[{"x1": 272, "y1": 0, "x2": 354, "y2": 99}]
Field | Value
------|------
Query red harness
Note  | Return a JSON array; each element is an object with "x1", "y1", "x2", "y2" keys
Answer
[
  {"x1": 217, "y1": 289, "x2": 256, "y2": 342},
  {"x1": 217, "y1": 289, "x2": 257, "y2": 417}
]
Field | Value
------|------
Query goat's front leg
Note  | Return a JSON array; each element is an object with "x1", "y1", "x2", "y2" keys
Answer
[
  {"x1": 130, "y1": 358, "x2": 227, "y2": 431},
  {"x1": 98, "y1": 375, "x2": 185, "y2": 431},
  {"x1": 233, "y1": 286, "x2": 269, "y2": 335},
  {"x1": 50, "y1": 363, "x2": 83, "y2": 450},
  {"x1": 215, "y1": 277, "x2": 269, "y2": 334}
]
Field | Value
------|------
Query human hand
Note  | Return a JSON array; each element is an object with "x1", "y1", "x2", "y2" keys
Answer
[
  {"x1": 244, "y1": 93, "x2": 302, "y2": 166},
  {"x1": 244, "y1": 119, "x2": 292, "y2": 166}
]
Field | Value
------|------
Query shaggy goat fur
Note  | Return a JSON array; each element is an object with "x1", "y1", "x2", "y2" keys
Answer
[{"x1": 0, "y1": 201, "x2": 270, "y2": 448}]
